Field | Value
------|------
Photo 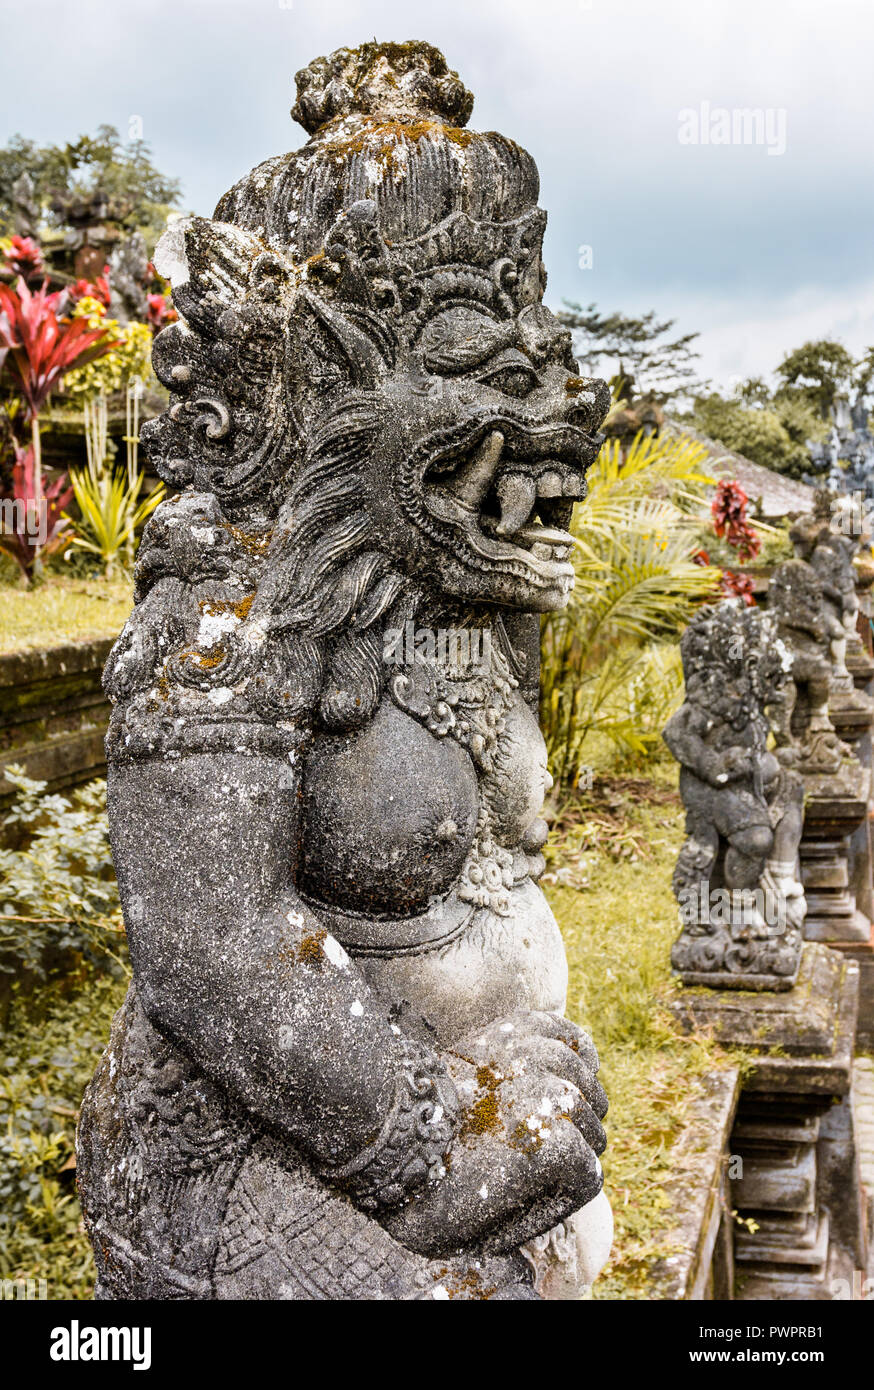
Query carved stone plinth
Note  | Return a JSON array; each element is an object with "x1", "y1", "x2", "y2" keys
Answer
[
  {"x1": 800, "y1": 763, "x2": 871, "y2": 943},
  {"x1": 670, "y1": 945, "x2": 866, "y2": 1298}
]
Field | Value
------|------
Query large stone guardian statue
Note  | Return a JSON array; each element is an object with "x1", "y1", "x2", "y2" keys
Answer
[{"x1": 76, "y1": 41, "x2": 612, "y2": 1300}]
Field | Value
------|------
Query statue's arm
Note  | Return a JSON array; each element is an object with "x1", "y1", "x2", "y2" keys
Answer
[
  {"x1": 110, "y1": 752, "x2": 424, "y2": 1171},
  {"x1": 663, "y1": 706, "x2": 746, "y2": 784}
]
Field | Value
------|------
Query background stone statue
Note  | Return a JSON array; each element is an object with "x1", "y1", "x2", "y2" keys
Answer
[
  {"x1": 108, "y1": 230, "x2": 150, "y2": 324},
  {"x1": 768, "y1": 558, "x2": 847, "y2": 772},
  {"x1": 663, "y1": 601, "x2": 805, "y2": 988},
  {"x1": 77, "y1": 40, "x2": 613, "y2": 1301}
]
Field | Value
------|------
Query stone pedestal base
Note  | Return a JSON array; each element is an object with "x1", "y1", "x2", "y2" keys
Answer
[
  {"x1": 801, "y1": 764, "x2": 871, "y2": 944},
  {"x1": 669, "y1": 945, "x2": 865, "y2": 1298}
]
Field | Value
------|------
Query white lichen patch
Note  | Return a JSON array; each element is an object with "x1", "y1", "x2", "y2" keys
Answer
[
  {"x1": 197, "y1": 608, "x2": 241, "y2": 648},
  {"x1": 322, "y1": 934, "x2": 349, "y2": 970}
]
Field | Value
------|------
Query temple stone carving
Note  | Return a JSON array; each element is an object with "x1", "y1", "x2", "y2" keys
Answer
[
  {"x1": 664, "y1": 600, "x2": 805, "y2": 989},
  {"x1": 769, "y1": 493, "x2": 874, "y2": 945},
  {"x1": 666, "y1": 597, "x2": 867, "y2": 1295},
  {"x1": 76, "y1": 41, "x2": 614, "y2": 1301}
]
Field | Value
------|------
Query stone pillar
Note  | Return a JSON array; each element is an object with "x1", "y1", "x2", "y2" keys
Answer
[{"x1": 671, "y1": 948, "x2": 864, "y2": 1297}]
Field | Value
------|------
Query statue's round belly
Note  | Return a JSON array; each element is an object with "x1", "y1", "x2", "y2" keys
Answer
[
  {"x1": 355, "y1": 879, "x2": 569, "y2": 1047},
  {"x1": 299, "y1": 701, "x2": 479, "y2": 916}
]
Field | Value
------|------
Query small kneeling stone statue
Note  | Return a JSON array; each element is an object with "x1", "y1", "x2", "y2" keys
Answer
[
  {"x1": 76, "y1": 40, "x2": 613, "y2": 1300},
  {"x1": 663, "y1": 601, "x2": 805, "y2": 990}
]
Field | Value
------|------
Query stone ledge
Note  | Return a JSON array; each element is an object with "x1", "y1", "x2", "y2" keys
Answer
[{"x1": 648, "y1": 1067, "x2": 741, "y2": 1300}]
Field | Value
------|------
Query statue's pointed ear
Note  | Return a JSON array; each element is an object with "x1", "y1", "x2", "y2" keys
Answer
[{"x1": 286, "y1": 288, "x2": 387, "y2": 413}]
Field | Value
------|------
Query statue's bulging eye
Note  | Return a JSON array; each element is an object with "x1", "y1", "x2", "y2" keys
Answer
[{"x1": 479, "y1": 364, "x2": 538, "y2": 398}]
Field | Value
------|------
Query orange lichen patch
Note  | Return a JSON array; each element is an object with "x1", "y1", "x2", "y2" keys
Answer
[
  {"x1": 318, "y1": 118, "x2": 474, "y2": 175},
  {"x1": 199, "y1": 593, "x2": 254, "y2": 621},
  {"x1": 508, "y1": 1120, "x2": 544, "y2": 1154},
  {"x1": 273, "y1": 927, "x2": 328, "y2": 976},
  {"x1": 443, "y1": 1267, "x2": 498, "y2": 1301},
  {"x1": 295, "y1": 932, "x2": 326, "y2": 966},
  {"x1": 178, "y1": 647, "x2": 227, "y2": 671},
  {"x1": 219, "y1": 519, "x2": 272, "y2": 557},
  {"x1": 458, "y1": 1064, "x2": 505, "y2": 1139},
  {"x1": 564, "y1": 377, "x2": 591, "y2": 396}
]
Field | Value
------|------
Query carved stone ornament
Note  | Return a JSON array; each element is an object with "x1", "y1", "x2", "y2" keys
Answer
[
  {"x1": 77, "y1": 41, "x2": 614, "y2": 1301},
  {"x1": 664, "y1": 600, "x2": 806, "y2": 990}
]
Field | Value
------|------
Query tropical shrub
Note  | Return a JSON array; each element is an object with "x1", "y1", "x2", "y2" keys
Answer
[
  {"x1": 0, "y1": 274, "x2": 117, "y2": 579},
  {"x1": 0, "y1": 443, "x2": 72, "y2": 582},
  {"x1": 541, "y1": 431, "x2": 721, "y2": 787},
  {"x1": 0, "y1": 767, "x2": 124, "y2": 979}
]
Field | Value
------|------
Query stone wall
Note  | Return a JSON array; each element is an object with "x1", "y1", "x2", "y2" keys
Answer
[{"x1": 0, "y1": 638, "x2": 113, "y2": 809}]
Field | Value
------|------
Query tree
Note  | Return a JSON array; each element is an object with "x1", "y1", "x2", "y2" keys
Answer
[
  {"x1": 775, "y1": 339, "x2": 856, "y2": 420},
  {"x1": 558, "y1": 302, "x2": 705, "y2": 402},
  {"x1": 0, "y1": 126, "x2": 182, "y2": 247},
  {"x1": 685, "y1": 393, "x2": 818, "y2": 481}
]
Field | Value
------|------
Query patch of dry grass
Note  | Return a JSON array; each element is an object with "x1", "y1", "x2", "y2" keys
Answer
[{"x1": 0, "y1": 572, "x2": 132, "y2": 653}]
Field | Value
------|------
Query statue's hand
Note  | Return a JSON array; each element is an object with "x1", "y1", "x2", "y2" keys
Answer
[
  {"x1": 380, "y1": 1012, "x2": 607, "y2": 1258},
  {"x1": 712, "y1": 747, "x2": 752, "y2": 782}
]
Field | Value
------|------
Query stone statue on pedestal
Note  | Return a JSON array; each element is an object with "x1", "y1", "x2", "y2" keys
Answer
[
  {"x1": 767, "y1": 558, "x2": 847, "y2": 773},
  {"x1": 76, "y1": 41, "x2": 613, "y2": 1301},
  {"x1": 664, "y1": 601, "x2": 805, "y2": 989}
]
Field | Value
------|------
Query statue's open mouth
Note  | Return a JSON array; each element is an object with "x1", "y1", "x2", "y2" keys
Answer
[{"x1": 420, "y1": 419, "x2": 602, "y2": 587}]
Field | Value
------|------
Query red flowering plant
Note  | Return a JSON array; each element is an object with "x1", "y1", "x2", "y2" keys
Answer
[
  {"x1": 0, "y1": 234, "x2": 45, "y2": 282},
  {"x1": 718, "y1": 568, "x2": 756, "y2": 605},
  {"x1": 0, "y1": 441, "x2": 73, "y2": 582},
  {"x1": 0, "y1": 275, "x2": 118, "y2": 580},
  {"x1": 68, "y1": 265, "x2": 111, "y2": 307},
  {"x1": 693, "y1": 481, "x2": 763, "y2": 607},
  {"x1": 146, "y1": 290, "x2": 177, "y2": 334},
  {"x1": 711, "y1": 478, "x2": 761, "y2": 562}
]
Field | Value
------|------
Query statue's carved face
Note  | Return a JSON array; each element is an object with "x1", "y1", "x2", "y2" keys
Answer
[
  {"x1": 144, "y1": 205, "x2": 610, "y2": 632},
  {"x1": 289, "y1": 286, "x2": 609, "y2": 614}
]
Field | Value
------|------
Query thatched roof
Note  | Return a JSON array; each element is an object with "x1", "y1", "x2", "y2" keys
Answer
[{"x1": 663, "y1": 418, "x2": 815, "y2": 519}]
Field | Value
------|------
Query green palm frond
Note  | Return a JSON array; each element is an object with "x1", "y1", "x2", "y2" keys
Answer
[{"x1": 541, "y1": 429, "x2": 719, "y2": 787}]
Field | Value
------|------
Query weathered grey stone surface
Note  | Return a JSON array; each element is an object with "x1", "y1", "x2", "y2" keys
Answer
[
  {"x1": 663, "y1": 601, "x2": 805, "y2": 989},
  {"x1": 647, "y1": 1068, "x2": 740, "y2": 1301},
  {"x1": 76, "y1": 40, "x2": 613, "y2": 1301},
  {"x1": 671, "y1": 945, "x2": 866, "y2": 1297}
]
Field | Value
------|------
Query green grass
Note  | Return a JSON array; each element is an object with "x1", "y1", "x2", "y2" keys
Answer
[
  {"x1": 0, "y1": 571, "x2": 132, "y2": 653},
  {"x1": 544, "y1": 763, "x2": 731, "y2": 1299}
]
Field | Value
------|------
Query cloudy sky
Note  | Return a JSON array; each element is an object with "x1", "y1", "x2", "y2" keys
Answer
[{"x1": 6, "y1": 0, "x2": 873, "y2": 390}]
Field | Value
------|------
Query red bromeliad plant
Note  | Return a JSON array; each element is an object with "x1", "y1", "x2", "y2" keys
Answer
[
  {"x1": 0, "y1": 443, "x2": 73, "y2": 582},
  {"x1": 710, "y1": 478, "x2": 761, "y2": 562}
]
